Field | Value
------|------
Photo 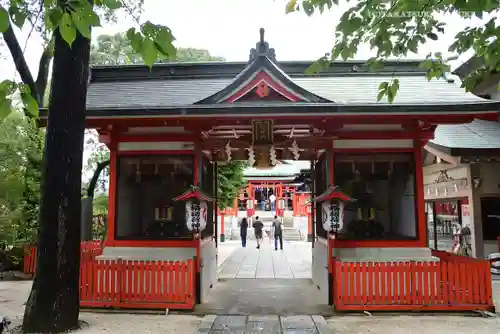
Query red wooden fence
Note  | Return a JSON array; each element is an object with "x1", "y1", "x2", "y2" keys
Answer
[
  {"x1": 333, "y1": 257, "x2": 493, "y2": 311},
  {"x1": 80, "y1": 259, "x2": 195, "y2": 310},
  {"x1": 23, "y1": 241, "x2": 102, "y2": 275}
]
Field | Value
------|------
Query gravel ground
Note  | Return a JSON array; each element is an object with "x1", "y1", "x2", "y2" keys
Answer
[
  {"x1": 1, "y1": 259, "x2": 500, "y2": 333},
  {"x1": 327, "y1": 315, "x2": 500, "y2": 333}
]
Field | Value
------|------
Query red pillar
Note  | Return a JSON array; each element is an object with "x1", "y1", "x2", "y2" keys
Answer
[
  {"x1": 105, "y1": 148, "x2": 117, "y2": 247},
  {"x1": 220, "y1": 212, "x2": 225, "y2": 242},
  {"x1": 414, "y1": 139, "x2": 427, "y2": 247}
]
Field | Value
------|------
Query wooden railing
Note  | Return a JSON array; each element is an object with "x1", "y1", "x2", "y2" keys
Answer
[
  {"x1": 23, "y1": 241, "x2": 102, "y2": 275},
  {"x1": 80, "y1": 259, "x2": 195, "y2": 310},
  {"x1": 333, "y1": 257, "x2": 493, "y2": 311}
]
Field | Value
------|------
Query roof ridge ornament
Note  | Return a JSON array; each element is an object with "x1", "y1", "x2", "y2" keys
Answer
[{"x1": 249, "y1": 28, "x2": 277, "y2": 63}]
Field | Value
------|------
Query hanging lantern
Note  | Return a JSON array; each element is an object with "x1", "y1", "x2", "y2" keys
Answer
[
  {"x1": 247, "y1": 198, "x2": 255, "y2": 217},
  {"x1": 277, "y1": 198, "x2": 286, "y2": 210},
  {"x1": 173, "y1": 185, "x2": 214, "y2": 235},
  {"x1": 315, "y1": 185, "x2": 356, "y2": 234}
]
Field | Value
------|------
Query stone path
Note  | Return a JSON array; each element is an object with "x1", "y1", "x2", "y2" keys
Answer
[
  {"x1": 196, "y1": 242, "x2": 331, "y2": 315},
  {"x1": 194, "y1": 315, "x2": 329, "y2": 334},
  {"x1": 218, "y1": 241, "x2": 312, "y2": 279}
]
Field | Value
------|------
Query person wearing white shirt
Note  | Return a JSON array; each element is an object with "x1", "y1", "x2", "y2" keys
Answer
[{"x1": 269, "y1": 194, "x2": 276, "y2": 211}]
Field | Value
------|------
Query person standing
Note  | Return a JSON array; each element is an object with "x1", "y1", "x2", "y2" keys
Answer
[
  {"x1": 252, "y1": 216, "x2": 264, "y2": 249},
  {"x1": 269, "y1": 193, "x2": 276, "y2": 211},
  {"x1": 240, "y1": 217, "x2": 249, "y2": 248},
  {"x1": 271, "y1": 215, "x2": 283, "y2": 251}
]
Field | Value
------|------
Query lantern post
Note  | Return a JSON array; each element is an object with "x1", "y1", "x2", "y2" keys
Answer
[{"x1": 314, "y1": 185, "x2": 356, "y2": 306}]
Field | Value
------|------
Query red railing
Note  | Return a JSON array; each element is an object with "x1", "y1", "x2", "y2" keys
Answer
[
  {"x1": 333, "y1": 256, "x2": 493, "y2": 311},
  {"x1": 80, "y1": 259, "x2": 195, "y2": 310},
  {"x1": 23, "y1": 241, "x2": 102, "y2": 275}
]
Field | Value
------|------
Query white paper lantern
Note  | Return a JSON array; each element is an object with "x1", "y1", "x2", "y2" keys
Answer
[
  {"x1": 247, "y1": 199, "x2": 254, "y2": 210},
  {"x1": 277, "y1": 198, "x2": 286, "y2": 210},
  {"x1": 321, "y1": 201, "x2": 344, "y2": 232},
  {"x1": 185, "y1": 200, "x2": 208, "y2": 232}
]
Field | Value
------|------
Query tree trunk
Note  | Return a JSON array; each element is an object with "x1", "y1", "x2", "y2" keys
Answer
[{"x1": 22, "y1": 25, "x2": 91, "y2": 333}]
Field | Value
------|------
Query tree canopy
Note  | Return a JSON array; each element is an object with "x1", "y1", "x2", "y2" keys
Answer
[{"x1": 286, "y1": 0, "x2": 500, "y2": 102}]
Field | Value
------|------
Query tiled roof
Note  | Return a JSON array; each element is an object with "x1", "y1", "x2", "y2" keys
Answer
[
  {"x1": 430, "y1": 119, "x2": 500, "y2": 149},
  {"x1": 86, "y1": 74, "x2": 486, "y2": 110}
]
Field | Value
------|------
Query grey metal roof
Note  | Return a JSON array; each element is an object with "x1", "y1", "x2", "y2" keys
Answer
[
  {"x1": 86, "y1": 75, "x2": 486, "y2": 110},
  {"x1": 430, "y1": 119, "x2": 500, "y2": 149}
]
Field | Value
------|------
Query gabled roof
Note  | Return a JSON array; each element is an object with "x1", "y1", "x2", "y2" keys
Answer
[
  {"x1": 195, "y1": 29, "x2": 329, "y2": 104},
  {"x1": 65, "y1": 28, "x2": 500, "y2": 119},
  {"x1": 172, "y1": 185, "x2": 214, "y2": 202},
  {"x1": 427, "y1": 119, "x2": 500, "y2": 157},
  {"x1": 315, "y1": 185, "x2": 356, "y2": 203}
]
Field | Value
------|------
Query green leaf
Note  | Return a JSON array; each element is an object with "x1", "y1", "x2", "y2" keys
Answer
[
  {"x1": 426, "y1": 32, "x2": 438, "y2": 41},
  {"x1": 376, "y1": 90, "x2": 386, "y2": 102},
  {"x1": 59, "y1": 13, "x2": 76, "y2": 47},
  {"x1": 389, "y1": 79, "x2": 399, "y2": 98},
  {"x1": 387, "y1": 89, "x2": 395, "y2": 103},
  {"x1": 378, "y1": 81, "x2": 389, "y2": 91},
  {"x1": 408, "y1": 38, "x2": 418, "y2": 53},
  {"x1": 285, "y1": 0, "x2": 297, "y2": 14},
  {"x1": 103, "y1": 0, "x2": 122, "y2": 10},
  {"x1": 0, "y1": 6, "x2": 9, "y2": 32},
  {"x1": 0, "y1": 98, "x2": 12, "y2": 121},
  {"x1": 21, "y1": 93, "x2": 39, "y2": 118},
  {"x1": 71, "y1": 11, "x2": 90, "y2": 38},
  {"x1": 8, "y1": 5, "x2": 27, "y2": 28},
  {"x1": 140, "y1": 38, "x2": 157, "y2": 68}
]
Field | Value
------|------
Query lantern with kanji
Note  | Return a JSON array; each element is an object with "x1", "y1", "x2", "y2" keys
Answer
[
  {"x1": 315, "y1": 185, "x2": 355, "y2": 234},
  {"x1": 173, "y1": 185, "x2": 214, "y2": 234}
]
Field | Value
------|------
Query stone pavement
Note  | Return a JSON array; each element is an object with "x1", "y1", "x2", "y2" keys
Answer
[
  {"x1": 196, "y1": 241, "x2": 331, "y2": 315},
  {"x1": 218, "y1": 241, "x2": 312, "y2": 279},
  {"x1": 195, "y1": 315, "x2": 329, "y2": 334}
]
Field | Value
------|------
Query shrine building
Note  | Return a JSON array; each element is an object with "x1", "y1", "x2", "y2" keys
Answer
[{"x1": 39, "y1": 29, "x2": 499, "y2": 310}]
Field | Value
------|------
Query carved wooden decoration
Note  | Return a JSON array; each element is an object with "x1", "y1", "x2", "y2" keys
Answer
[
  {"x1": 252, "y1": 119, "x2": 274, "y2": 145},
  {"x1": 256, "y1": 81, "x2": 270, "y2": 98}
]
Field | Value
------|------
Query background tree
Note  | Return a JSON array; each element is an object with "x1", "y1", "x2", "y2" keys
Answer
[
  {"x1": 286, "y1": 0, "x2": 499, "y2": 101},
  {"x1": 90, "y1": 31, "x2": 225, "y2": 65},
  {"x1": 0, "y1": 112, "x2": 43, "y2": 248},
  {"x1": 217, "y1": 162, "x2": 246, "y2": 209}
]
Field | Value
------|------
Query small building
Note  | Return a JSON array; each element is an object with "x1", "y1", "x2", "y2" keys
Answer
[
  {"x1": 423, "y1": 119, "x2": 500, "y2": 258},
  {"x1": 40, "y1": 29, "x2": 498, "y2": 310}
]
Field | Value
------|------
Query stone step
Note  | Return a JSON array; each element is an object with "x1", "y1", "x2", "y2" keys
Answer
[{"x1": 194, "y1": 315, "x2": 329, "y2": 334}]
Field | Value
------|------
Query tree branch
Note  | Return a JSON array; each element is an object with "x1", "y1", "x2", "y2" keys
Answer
[
  {"x1": 87, "y1": 160, "x2": 110, "y2": 197},
  {"x1": 0, "y1": 5, "x2": 38, "y2": 101},
  {"x1": 35, "y1": 46, "x2": 52, "y2": 105}
]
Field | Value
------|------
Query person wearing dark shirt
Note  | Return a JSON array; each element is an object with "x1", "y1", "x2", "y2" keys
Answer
[
  {"x1": 271, "y1": 215, "x2": 283, "y2": 251},
  {"x1": 240, "y1": 217, "x2": 249, "y2": 247},
  {"x1": 252, "y1": 216, "x2": 264, "y2": 249}
]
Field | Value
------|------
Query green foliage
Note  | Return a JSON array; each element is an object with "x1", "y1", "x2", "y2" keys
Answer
[
  {"x1": 90, "y1": 31, "x2": 225, "y2": 65},
  {"x1": 92, "y1": 194, "x2": 108, "y2": 240},
  {"x1": 286, "y1": 0, "x2": 499, "y2": 99},
  {"x1": 0, "y1": 0, "x2": 176, "y2": 119},
  {"x1": 217, "y1": 162, "x2": 247, "y2": 210},
  {"x1": 0, "y1": 112, "x2": 43, "y2": 247}
]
